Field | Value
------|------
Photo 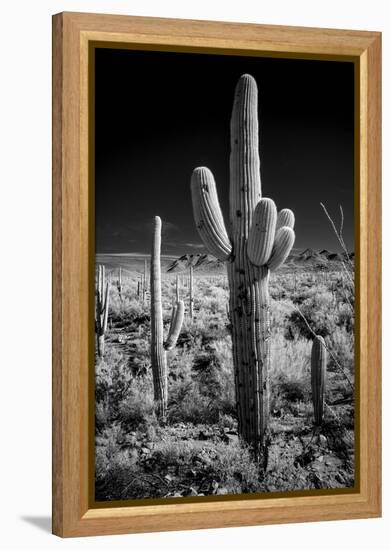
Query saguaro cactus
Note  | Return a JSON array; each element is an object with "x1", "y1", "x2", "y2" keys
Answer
[
  {"x1": 191, "y1": 74, "x2": 295, "y2": 459},
  {"x1": 151, "y1": 216, "x2": 184, "y2": 419},
  {"x1": 95, "y1": 264, "x2": 110, "y2": 357},
  {"x1": 311, "y1": 335, "x2": 327, "y2": 425}
]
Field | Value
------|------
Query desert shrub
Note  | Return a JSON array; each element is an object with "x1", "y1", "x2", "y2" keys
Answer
[
  {"x1": 285, "y1": 291, "x2": 336, "y2": 339},
  {"x1": 167, "y1": 336, "x2": 235, "y2": 424},
  {"x1": 95, "y1": 440, "x2": 144, "y2": 500},
  {"x1": 326, "y1": 327, "x2": 354, "y2": 376},
  {"x1": 127, "y1": 333, "x2": 150, "y2": 376},
  {"x1": 168, "y1": 379, "x2": 220, "y2": 424},
  {"x1": 193, "y1": 441, "x2": 263, "y2": 494},
  {"x1": 109, "y1": 287, "x2": 149, "y2": 326},
  {"x1": 118, "y1": 373, "x2": 156, "y2": 428},
  {"x1": 95, "y1": 347, "x2": 131, "y2": 410},
  {"x1": 270, "y1": 332, "x2": 311, "y2": 385}
]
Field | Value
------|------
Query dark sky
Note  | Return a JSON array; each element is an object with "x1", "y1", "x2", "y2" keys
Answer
[{"x1": 95, "y1": 47, "x2": 354, "y2": 255}]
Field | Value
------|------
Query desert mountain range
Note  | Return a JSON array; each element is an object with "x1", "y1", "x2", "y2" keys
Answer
[{"x1": 166, "y1": 249, "x2": 354, "y2": 273}]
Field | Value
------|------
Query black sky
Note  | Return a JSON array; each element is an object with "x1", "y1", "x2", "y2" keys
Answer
[{"x1": 95, "y1": 48, "x2": 355, "y2": 255}]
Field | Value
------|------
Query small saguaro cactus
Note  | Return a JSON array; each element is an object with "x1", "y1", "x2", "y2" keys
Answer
[
  {"x1": 191, "y1": 74, "x2": 295, "y2": 460},
  {"x1": 95, "y1": 264, "x2": 110, "y2": 357},
  {"x1": 311, "y1": 335, "x2": 327, "y2": 425},
  {"x1": 151, "y1": 216, "x2": 185, "y2": 420}
]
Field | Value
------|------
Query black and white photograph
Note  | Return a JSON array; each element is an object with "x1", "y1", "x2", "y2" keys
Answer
[{"x1": 94, "y1": 47, "x2": 355, "y2": 502}]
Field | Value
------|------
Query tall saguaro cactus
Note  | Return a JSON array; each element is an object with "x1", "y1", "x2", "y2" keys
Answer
[
  {"x1": 311, "y1": 335, "x2": 327, "y2": 425},
  {"x1": 191, "y1": 74, "x2": 295, "y2": 459},
  {"x1": 151, "y1": 216, "x2": 185, "y2": 420},
  {"x1": 95, "y1": 264, "x2": 110, "y2": 357}
]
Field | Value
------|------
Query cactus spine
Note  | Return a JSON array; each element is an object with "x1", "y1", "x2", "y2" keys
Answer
[
  {"x1": 150, "y1": 216, "x2": 184, "y2": 420},
  {"x1": 311, "y1": 335, "x2": 326, "y2": 425},
  {"x1": 95, "y1": 265, "x2": 110, "y2": 357},
  {"x1": 191, "y1": 74, "x2": 295, "y2": 459}
]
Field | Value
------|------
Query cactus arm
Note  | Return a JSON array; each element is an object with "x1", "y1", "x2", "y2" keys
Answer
[
  {"x1": 276, "y1": 208, "x2": 295, "y2": 231},
  {"x1": 267, "y1": 226, "x2": 295, "y2": 271},
  {"x1": 247, "y1": 198, "x2": 277, "y2": 266},
  {"x1": 311, "y1": 335, "x2": 326, "y2": 425},
  {"x1": 191, "y1": 167, "x2": 232, "y2": 261},
  {"x1": 164, "y1": 300, "x2": 185, "y2": 351},
  {"x1": 175, "y1": 274, "x2": 180, "y2": 301}
]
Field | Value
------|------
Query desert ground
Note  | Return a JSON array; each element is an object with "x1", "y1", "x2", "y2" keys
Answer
[{"x1": 95, "y1": 250, "x2": 354, "y2": 501}]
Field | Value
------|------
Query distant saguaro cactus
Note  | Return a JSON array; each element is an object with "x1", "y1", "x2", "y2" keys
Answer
[
  {"x1": 151, "y1": 216, "x2": 184, "y2": 420},
  {"x1": 143, "y1": 258, "x2": 148, "y2": 303},
  {"x1": 189, "y1": 265, "x2": 194, "y2": 320},
  {"x1": 117, "y1": 266, "x2": 122, "y2": 300},
  {"x1": 95, "y1": 264, "x2": 110, "y2": 357},
  {"x1": 191, "y1": 74, "x2": 295, "y2": 460},
  {"x1": 311, "y1": 335, "x2": 327, "y2": 425}
]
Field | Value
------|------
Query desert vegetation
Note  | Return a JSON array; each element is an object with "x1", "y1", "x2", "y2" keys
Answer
[{"x1": 95, "y1": 254, "x2": 354, "y2": 501}]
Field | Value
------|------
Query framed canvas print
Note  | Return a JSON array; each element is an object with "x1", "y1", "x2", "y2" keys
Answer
[{"x1": 52, "y1": 12, "x2": 381, "y2": 537}]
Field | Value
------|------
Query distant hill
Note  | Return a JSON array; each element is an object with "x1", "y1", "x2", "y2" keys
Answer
[
  {"x1": 166, "y1": 253, "x2": 224, "y2": 273},
  {"x1": 287, "y1": 248, "x2": 354, "y2": 269}
]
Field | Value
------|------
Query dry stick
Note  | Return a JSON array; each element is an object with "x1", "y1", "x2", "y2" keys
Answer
[
  {"x1": 289, "y1": 303, "x2": 354, "y2": 392},
  {"x1": 320, "y1": 202, "x2": 354, "y2": 283},
  {"x1": 320, "y1": 201, "x2": 354, "y2": 310}
]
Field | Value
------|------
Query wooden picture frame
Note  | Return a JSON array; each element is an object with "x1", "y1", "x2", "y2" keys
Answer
[{"x1": 52, "y1": 11, "x2": 381, "y2": 538}]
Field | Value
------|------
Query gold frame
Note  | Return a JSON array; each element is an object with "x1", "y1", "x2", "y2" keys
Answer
[{"x1": 52, "y1": 12, "x2": 381, "y2": 537}]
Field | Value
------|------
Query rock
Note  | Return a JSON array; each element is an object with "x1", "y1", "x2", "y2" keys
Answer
[
  {"x1": 211, "y1": 480, "x2": 219, "y2": 493},
  {"x1": 319, "y1": 434, "x2": 328, "y2": 447},
  {"x1": 335, "y1": 473, "x2": 345, "y2": 484},
  {"x1": 124, "y1": 435, "x2": 137, "y2": 447}
]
